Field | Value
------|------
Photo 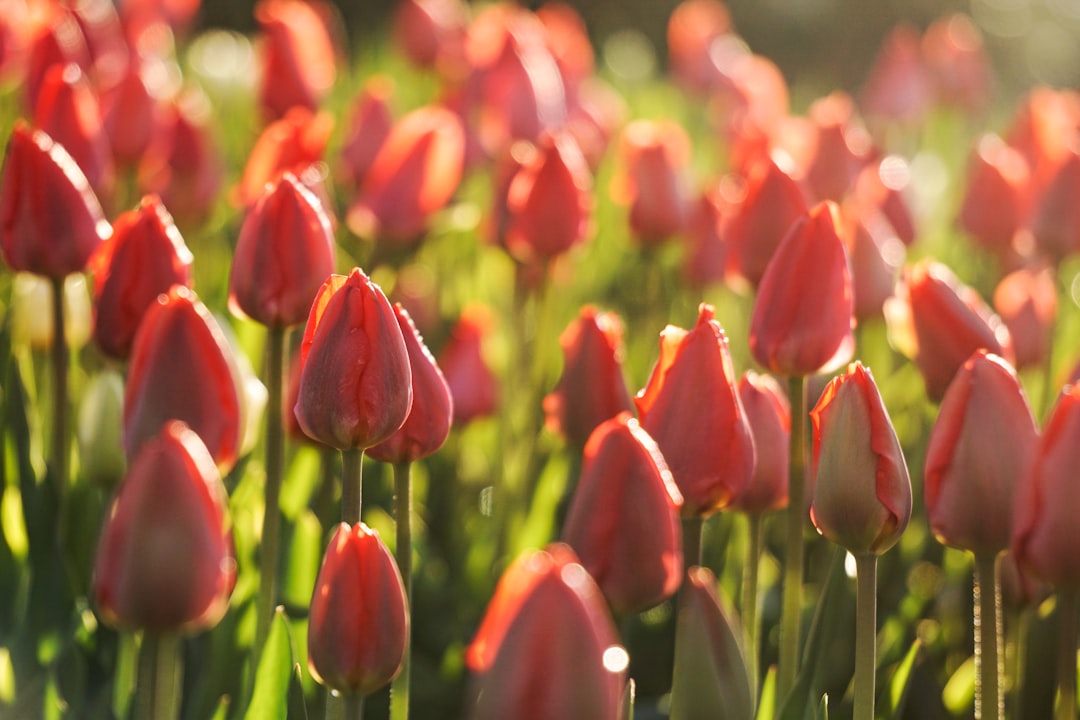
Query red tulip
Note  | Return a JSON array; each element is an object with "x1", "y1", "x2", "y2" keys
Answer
[
  {"x1": 810, "y1": 362, "x2": 911, "y2": 555},
  {"x1": 255, "y1": 0, "x2": 337, "y2": 121},
  {"x1": 750, "y1": 200, "x2": 855, "y2": 377},
  {"x1": 859, "y1": 23, "x2": 932, "y2": 124},
  {"x1": 90, "y1": 194, "x2": 193, "y2": 360},
  {"x1": 367, "y1": 304, "x2": 453, "y2": 464},
  {"x1": 993, "y1": 265, "x2": 1057, "y2": 370},
  {"x1": 1004, "y1": 88, "x2": 1080, "y2": 197},
  {"x1": 561, "y1": 413, "x2": 683, "y2": 614},
  {"x1": 392, "y1": 0, "x2": 468, "y2": 80},
  {"x1": 94, "y1": 420, "x2": 235, "y2": 632},
  {"x1": 118, "y1": 0, "x2": 201, "y2": 39},
  {"x1": 229, "y1": 172, "x2": 335, "y2": 328},
  {"x1": 0, "y1": 121, "x2": 110, "y2": 280},
  {"x1": 439, "y1": 305, "x2": 499, "y2": 425},
  {"x1": 125, "y1": 286, "x2": 243, "y2": 471},
  {"x1": 846, "y1": 209, "x2": 905, "y2": 322},
  {"x1": 235, "y1": 106, "x2": 333, "y2": 208},
  {"x1": 543, "y1": 306, "x2": 634, "y2": 450},
  {"x1": 68, "y1": 0, "x2": 127, "y2": 90},
  {"x1": 730, "y1": 371, "x2": 790, "y2": 515},
  {"x1": 921, "y1": 14, "x2": 991, "y2": 114},
  {"x1": 1013, "y1": 385, "x2": 1080, "y2": 588},
  {"x1": 308, "y1": 522, "x2": 408, "y2": 696},
  {"x1": 1032, "y1": 150, "x2": 1080, "y2": 263},
  {"x1": 611, "y1": 119, "x2": 692, "y2": 246},
  {"x1": 803, "y1": 92, "x2": 874, "y2": 203},
  {"x1": 346, "y1": 105, "x2": 465, "y2": 247},
  {"x1": 635, "y1": 303, "x2": 755, "y2": 517},
  {"x1": 466, "y1": 543, "x2": 625, "y2": 720},
  {"x1": 681, "y1": 184, "x2": 730, "y2": 289},
  {"x1": 100, "y1": 53, "x2": 164, "y2": 168},
  {"x1": 925, "y1": 351, "x2": 1038, "y2": 556},
  {"x1": 502, "y1": 131, "x2": 592, "y2": 264},
  {"x1": 338, "y1": 77, "x2": 394, "y2": 190},
  {"x1": 958, "y1": 134, "x2": 1031, "y2": 259},
  {"x1": 295, "y1": 269, "x2": 413, "y2": 450},
  {"x1": 23, "y1": 6, "x2": 92, "y2": 112},
  {"x1": 536, "y1": 3, "x2": 593, "y2": 93},
  {"x1": 666, "y1": 0, "x2": 732, "y2": 96},
  {"x1": 852, "y1": 155, "x2": 916, "y2": 246}
]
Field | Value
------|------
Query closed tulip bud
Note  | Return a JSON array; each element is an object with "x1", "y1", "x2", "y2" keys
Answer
[
  {"x1": 682, "y1": 185, "x2": 729, "y2": 289},
  {"x1": 295, "y1": 269, "x2": 413, "y2": 450},
  {"x1": 731, "y1": 371, "x2": 790, "y2": 515},
  {"x1": 993, "y1": 265, "x2": 1057, "y2": 370},
  {"x1": 339, "y1": 77, "x2": 394, "y2": 189},
  {"x1": 885, "y1": 260, "x2": 1012, "y2": 402},
  {"x1": 853, "y1": 156, "x2": 916, "y2": 246},
  {"x1": 0, "y1": 121, "x2": 110, "y2": 280},
  {"x1": 78, "y1": 369, "x2": 127, "y2": 490},
  {"x1": 670, "y1": 567, "x2": 753, "y2": 720},
  {"x1": 503, "y1": 131, "x2": 593, "y2": 264},
  {"x1": 804, "y1": 92, "x2": 874, "y2": 203},
  {"x1": 367, "y1": 304, "x2": 453, "y2": 464},
  {"x1": 100, "y1": 54, "x2": 163, "y2": 167},
  {"x1": 810, "y1": 362, "x2": 912, "y2": 555},
  {"x1": 925, "y1": 351, "x2": 1037, "y2": 556},
  {"x1": 93, "y1": 420, "x2": 236, "y2": 632},
  {"x1": 308, "y1": 522, "x2": 408, "y2": 696},
  {"x1": 91, "y1": 194, "x2": 193, "y2": 360},
  {"x1": 346, "y1": 105, "x2": 465, "y2": 247},
  {"x1": 11, "y1": 272, "x2": 92, "y2": 350},
  {"x1": 256, "y1": 0, "x2": 337, "y2": 121},
  {"x1": 229, "y1": 173, "x2": 335, "y2": 328},
  {"x1": 724, "y1": 152, "x2": 809, "y2": 289},
  {"x1": 1004, "y1": 88, "x2": 1080, "y2": 195},
  {"x1": 922, "y1": 14, "x2": 992, "y2": 114},
  {"x1": 635, "y1": 304, "x2": 755, "y2": 517},
  {"x1": 1032, "y1": 150, "x2": 1080, "y2": 263},
  {"x1": 439, "y1": 305, "x2": 499, "y2": 425},
  {"x1": 543, "y1": 306, "x2": 634, "y2": 450},
  {"x1": 958, "y1": 135, "x2": 1031, "y2": 258},
  {"x1": 562, "y1": 413, "x2": 683, "y2": 614},
  {"x1": 536, "y1": 4, "x2": 593, "y2": 94},
  {"x1": 750, "y1": 200, "x2": 855, "y2": 377},
  {"x1": 125, "y1": 286, "x2": 243, "y2": 472},
  {"x1": 392, "y1": 0, "x2": 468, "y2": 79},
  {"x1": 859, "y1": 24, "x2": 932, "y2": 124},
  {"x1": 847, "y1": 210, "x2": 905, "y2": 322},
  {"x1": 611, "y1": 119, "x2": 692, "y2": 246},
  {"x1": 236, "y1": 106, "x2": 333, "y2": 208},
  {"x1": 466, "y1": 543, "x2": 626, "y2": 720},
  {"x1": 666, "y1": 0, "x2": 732, "y2": 96},
  {"x1": 1013, "y1": 385, "x2": 1080, "y2": 588},
  {"x1": 24, "y1": 8, "x2": 91, "y2": 111}
]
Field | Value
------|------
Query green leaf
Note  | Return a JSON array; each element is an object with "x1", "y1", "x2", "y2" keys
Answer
[
  {"x1": 816, "y1": 694, "x2": 828, "y2": 720},
  {"x1": 756, "y1": 667, "x2": 776, "y2": 720},
  {"x1": 288, "y1": 663, "x2": 309, "y2": 720},
  {"x1": 942, "y1": 654, "x2": 975, "y2": 715},
  {"x1": 244, "y1": 607, "x2": 295, "y2": 720},
  {"x1": 281, "y1": 510, "x2": 322, "y2": 611},
  {"x1": 621, "y1": 678, "x2": 635, "y2": 720},
  {"x1": 888, "y1": 638, "x2": 923, "y2": 715}
]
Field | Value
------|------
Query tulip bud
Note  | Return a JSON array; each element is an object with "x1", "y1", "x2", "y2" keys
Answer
[
  {"x1": 1005, "y1": 88, "x2": 1080, "y2": 195},
  {"x1": 803, "y1": 91, "x2": 874, "y2": 203},
  {"x1": 543, "y1": 306, "x2": 634, "y2": 450},
  {"x1": 91, "y1": 194, "x2": 194, "y2": 359},
  {"x1": 308, "y1": 522, "x2": 408, "y2": 696},
  {"x1": 125, "y1": 286, "x2": 244, "y2": 472},
  {"x1": 859, "y1": 24, "x2": 932, "y2": 124},
  {"x1": 958, "y1": 134, "x2": 1031, "y2": 259},
  {"x1": 670, "y1": 567, "x2": 754, "y2": 720},
  {"x1": 1032, "y1": 150, "x2": 1080, "y2": 263},
  {"x1": 666, "y1": 0, "x2": 732, "y2": 96},
  {"x1": 367, "y1": 304, "x2": 453, "y2": 464},
  {"x1": 750, "y1": 200, "x2": 855, "y2": 377},
  {"x1": 466, "y1": 544, "x2": 626, "y2": 720},
  {"x1": 925, "y1": 351, "x2": 1038, "y2": 556},
  {"x1": 100, "y1": 53, "x2": 163, "y2": 168},
  {"x1": 0, "y1": 121, "x2": 110, "y2": 280},
  {"x1": 922, "y1": 14, "x2": 991, "y2": 114},
  {"x1": 847, "y1": 209, "x2": 905, "y2": 322},
  {"x1": 681, "y1": 185, "x2": 729, "y2": 289},
  {"x1": 24, "y1": 8, "x2": 91, "y2": 111},
  {"x1": 255, "y1": 0, "x2": 337, "y2": 121},
  {"x1": 439, "y1": 305, "x2": 499, "y2": 425},
  {"x1": 235, "y1": 106, "x2": 333, "y2": 208},
  {"x1": 339, "y1": 77, "x2": 394, "y2": 189},
  {"x1": 93, "y1": 421, "x2": 236, "y2": 632},
  {"x1": 853, "y1": 156, "x2": 916, "y2": 246},
  {"x1": 993, "y1": 265, "x2": 1057, "y2": 371},
  {"x1": 1012, "y1": 385, "x2": 1080, "y2": 588},
  {"x1": 229, "y1": 173, "x2": 335, "y2": 328},
  {"x1": 635, "y1": 304, "x2": 755, "y2": 517},
  {"x1": 611, "y1": 119, "x2": 692, "y2": 246},
  {"x1": 810, "y1": 363, "x2": 911, "y2": 555},
  {"x1": 731, "y1": 371, "x2": 790, "y2": 515},
  {"x1": 295, "y1": 269, "x2": 413, "y2": 450},
  {"x1": 10, "y1": 272, "x2": 92, "y2": 350},
  {"x1": 561, "y1": 413, "x2": 683, "y2": 615},
  {"x1": 392, "y1": 0, "x2": 468, "y2": 80}
]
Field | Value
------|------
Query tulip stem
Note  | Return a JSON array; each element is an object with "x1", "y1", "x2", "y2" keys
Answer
[
  {"x1": 853, "y1": 553, "x2": 877, "y2": 720},
  {"x1": 390, "y1": 461, "x2": 413, "y2": 720},
  {"x1": 742, "y1": 513, "x2": 763, "y2": 708},
  {"x1": 345, "y1": 693, "x2": 365, "y2": 720},
  {"x1": 342, "y1": 448, "x2": 364, "y2": 525},
  {"x1": 49, "y1": 276, "x2": 69, "y2": 503},
  {"x1": 974, "y1": 552, "x2": 1003, "y2": 720},
  {"x1": 255, "y1": 325, "x2": 286, "y2": 663},
  {"x1": 1057, "y1": 589, "x2": 1078, "y2": 720},
  {"x1": 135, "y1": 631, "x2": 181, "y2": 720},
  {"x1": 681, "y1": 516, "x2": 704, "y2": 571},
  {"x1": 778, "y1": 375, "x2": 807, "y2": 706}
]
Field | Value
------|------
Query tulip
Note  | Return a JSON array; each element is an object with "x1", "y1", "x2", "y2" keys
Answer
[
  {"x1": 68, "y1": 0, "x2": 127, "y2": 95},
  {"x1": 543, "y1": 306, "x2": 634, "y2": 451},
  {"x1": 732, "y1": 371, "x2": 790, "y2": 516},
  {"x1": 308, "y1": 522, "x2": 408, "y2": 697},
  {"x1": 993, "y1": 265, "x2": 1057, "y2": 371},
  {"x1": 94, "y1": 420, "x2": 235, "y2": 632},
  {"x1": 295, "y1": 269, "x2": 413, "y2": 451},
  {"x1": 1004, "y1": 88, "x2": 1080, "y2": 197},
  {"x1": 859, "y1": 23, "x2": 932, "y2": 125},
  {"x1": 235, "y1": 106, "x2": 333, "y2": 208},
  {"x1": 118, "y1": 0, "x2": 201, "y2": 39},
  {"x1": 229, "y1": 172, "x2": 335, "y2": 329},
  {"x1": 1032, "y1": 150, "x2": 1080, "y2": 264},
  {"x1": 670, "y1": 567, "x2": 753, "y2": 720},
  {"x1": 90, "y1": 195, "x2": 193, "y2": 360},
  {"x1": 852, "y1": 155, "x2": 916, "y2": 246},
  {"x1": 666, "y1": 0, "x2": 732, "y2": 96},
  {"x1": 536, "y1": 3, "x2": 593, "y2": 96},
  {"x1": 803, "y1": 92, "x2": 874, "y2": 203},
  {"x1": 635, "y1": 303, "x2": 755, "y2": 519},
  {"x1": 611, "y1": 119, "x2": 692, "y2": 246},
  {"x1": 465, "y1": 544, "x2": 626, "y2": 720},
  {"x1": 125, "y1": 286, "x2": 243, "y2": 473},
  {"x1": 958, "y1": 134, "x2": 1032, "y2": 259},
  {"x1": 24, "y1": 7, "x2": 92, "y2": 112},
  {"x1": 255, "y1": 0, "x2": 337, "y2": 121},
  {"x1": 681, "y1": 184, "x2": 730, "y2": 289},
  {"x1": 724, "y1": 151, "x2": 809, "y2": 288},
  {"x1": 561, "y1": 413, "x2": 683, "y2": 615},
  {"x1": 346, "y1": 105, "x2": 465, "y2": 248},
  {"x1": 439, "y1": 305, "x2": 499, "y2": 425},
  {"x1": 392, "y1": 0, "x2": 468, "y2": 80},
  {"x1": 847, "y1": 209, "x2": 905, "y2": 323},
  {"x1": 502, "y1": 131, "x2": 593, "y2": 265},
  {"x1": 750, "y1": 200, "x2": 855, "y2": 377},
  {"x1": 0, "y1": 121, "x2": 110, "y2": 280},
  {"x1": 339, "y1": 77, "x2": 394, "y2": 190},
  {"x1": 563, "y1": 76, "x2": 626, "y2": 170},
  {"x1": 922, "y1": 14, "x2": 991, "y2": 114},
  {"x1": 100, "y1": 52, "x2": 164, "y2": 168}
]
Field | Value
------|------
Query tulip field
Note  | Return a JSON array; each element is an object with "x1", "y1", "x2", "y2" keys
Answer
[{"x1": 4, "y1": 0, "x2": 1080, "y2": 718}]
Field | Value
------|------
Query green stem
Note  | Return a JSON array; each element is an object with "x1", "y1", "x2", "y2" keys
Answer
[
  {"x1": 254, "y1": 325, "x2": 286, "y2": 662},
  {"x1": 742, "y1": 513, "x2": 763, "y2": 708},
  {"x1": 341, "y1": 449, "x2": 364, "y2": 525},
  {"x1": 315, "y1": 446, "x2": 339, "y2": 529},
  {"x1": 1058, "y1": 589, "x2": 1078, "y2": 720},
  {"x1": 345, "y1": 693, "x2": 365, "y2": 720},
  {"x1": 853, "y1": 553, "x2": 878, "y2": 720},
  {"x1": 778, "y1": 375, "x2": 807, "y2": 705},
  {"x1": 135, "y1": 632, "x2": 182, "y2": 720},
  {"x1": 50, "y1": 277, "x2": 69, "y2": 500},
  {"x1": 975, "y1": 553, "x2": 1003, "y2": 720},
  {"x1": 681, "y1": 516, "x2": 704, "y2": 572},
  {"x1": 390, "y1": 461, "x2": 413, "y2": 720}
]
